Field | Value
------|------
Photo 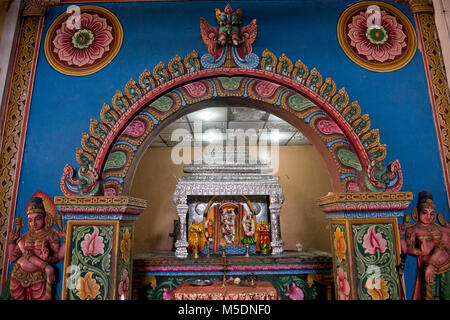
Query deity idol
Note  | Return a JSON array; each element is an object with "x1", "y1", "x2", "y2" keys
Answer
[
  {"x1": 7, "y1": 195, "x2": 66, "y2": 300},
  {"x1": 204, "y1": 218, "x2": 213, "y2": 243},
  {"x1": 241, "y1": 211, "x2": 256, "y2": 246},
  {"x1": 257, "y1": 220, "x2": 271, "y2": 254},
  {"x1": 221, "y1": 208, "x2": 236, "y2": 245},
  {"x1": 402, "y1": 191, "x2": 449, "y2": 300},
  {"x1": 188, "y1": 223, "x2": 203, "y2": 258}
]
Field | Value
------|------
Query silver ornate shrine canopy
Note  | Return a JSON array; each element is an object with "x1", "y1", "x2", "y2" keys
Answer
[{"x1": 173, "y1": 150, "x2": 285, "y2": 258}]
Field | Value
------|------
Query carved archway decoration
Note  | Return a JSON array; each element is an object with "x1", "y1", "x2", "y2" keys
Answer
[{"x1": 60, "y1": 49, "x2": 403, "y2": 197}]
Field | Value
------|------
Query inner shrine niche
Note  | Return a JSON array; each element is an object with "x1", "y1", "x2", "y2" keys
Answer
[
  {"x1": 173, "y1": 148, "x2": 284, "y2": 259},
  {"x1": 187, "y1": 196, "x2": 272, "y2": 256}
]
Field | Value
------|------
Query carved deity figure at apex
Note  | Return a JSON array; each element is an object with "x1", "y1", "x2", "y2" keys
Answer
[
  {"x1": 216, "y1": 4, "x2": 242, "y2": 46},
  {"x1": 7, "y1": 196, "x2": 66, "y2": 300}
]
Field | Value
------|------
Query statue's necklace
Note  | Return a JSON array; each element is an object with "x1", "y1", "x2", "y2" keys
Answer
[
  {"x1": 26, "y1": 229, "x2": 51, "y2": 240},
  {"x1": 417, "y1": 223, "x2": 436, "y2": 232}
]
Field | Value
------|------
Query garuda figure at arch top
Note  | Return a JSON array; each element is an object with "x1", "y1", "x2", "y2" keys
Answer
[
  {"x1": 200, "y1": 3, "x2": 257, "y2": 60},
  {"x1": 6, "y1": 192, "x2": 66, "y2": 300},
  {"x1": 400, "y1": 190, "x2": 450, "y2": 300}
]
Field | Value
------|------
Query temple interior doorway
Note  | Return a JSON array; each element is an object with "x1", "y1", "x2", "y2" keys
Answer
[{"x1": 129, "y1": 104, "x2": 333, "y2": 256}]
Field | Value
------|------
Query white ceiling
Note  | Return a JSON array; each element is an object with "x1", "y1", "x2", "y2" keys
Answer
[{"x1": 149, "y1": 107, "x2": 311, "y2": 148}]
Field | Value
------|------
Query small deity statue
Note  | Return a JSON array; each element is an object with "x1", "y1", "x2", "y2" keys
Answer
[
  {"x1": 241, "y1": 211, "x2": 256, "y2": 246},
  {"x1": 216, "y1": 4, "x2": 242, "y2": 46},
  {"x1": 257, "y1": 220, "x2": 271, "y2": 254},
  {"x1": 400, "y1": 191, "x2": 450, "y2": 300},
  {"x1": 221, "y1": 208, "x2": 236, "y2": 245},
  {"x1": 204, "y1": 218, "x2": 213, "y2": 256},
  {"x1": 188, "y1": 222, "x2": 203, "y2": 258},
  {"x1": 204, "y1": 218, "x2": 213, "y2": 243},
  {"x1": 241, "y1": 211, "x2": 256, "y2": 257},
  {"x1": 7, "y1": 195, "x2": 66, "y2": 300}
]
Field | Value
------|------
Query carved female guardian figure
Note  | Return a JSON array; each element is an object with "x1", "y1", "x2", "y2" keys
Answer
[
  {"x1": 400, "y1": 191, "x2": 450, "y2": 299},
  {"x1": 7, "y1": 195, "x2": 66, "y2": 300}
]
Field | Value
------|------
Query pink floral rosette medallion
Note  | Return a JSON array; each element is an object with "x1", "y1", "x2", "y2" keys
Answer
[
  {"x1": 53, "y1": 13, "x2": 113, "y2": 67},
  {"x1": 337, "y1": 2, "x2": 416, "y2": 72},
  {"x1": 45, "y1": 6, "x2": 123, "y2": 76},
  {"x1": 347, "y1": 10, "x2": 406, "y2": 63}
]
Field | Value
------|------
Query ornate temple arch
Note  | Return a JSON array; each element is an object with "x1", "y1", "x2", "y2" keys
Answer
[{"x1": 60, "y1": 49, "x2": 403, "y2": 199}]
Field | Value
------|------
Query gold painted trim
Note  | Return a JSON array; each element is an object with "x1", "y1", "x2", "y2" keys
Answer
[
  {"x1": 317, "y1": 191, "x2": 413, "y2": 206},
  {"x1": 60, "y1": 219, "x2": 74, "y2": 300},
  {"x1": 411, "y1": 4, "x2": 450, "y2": 206},
  {"x1": 0, "y1": 16, "x2": 42, "y2": 291},
  {"x1": 118, "y1": 221, "x2": 134, "y2": 300},
  {"x1": 337, "y1": 1, "x2": 417, "y2": 72},
  {"x1": 44, "y1": 5, "x2": 123, "y2": 76},
  {"x1": 54, "y1": 195, "x2": 147, "y2": 207}
]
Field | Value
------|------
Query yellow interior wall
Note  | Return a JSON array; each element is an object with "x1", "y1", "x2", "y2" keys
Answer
[{"x1": 130, "y1": 145, "x2": 332, "y2": 255}]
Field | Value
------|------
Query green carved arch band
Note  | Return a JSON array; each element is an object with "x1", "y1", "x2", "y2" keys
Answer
[
  {"x1": 104, "y1": 151, "x2": 127, "y2": 171},
  {"x1": 150, "y1": 96, "x2": 174, "y2": 112}
]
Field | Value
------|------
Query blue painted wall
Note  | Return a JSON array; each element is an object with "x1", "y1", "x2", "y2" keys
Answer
[{"x1": 10, "y1": 0, "x2": 449, "y2": 299}]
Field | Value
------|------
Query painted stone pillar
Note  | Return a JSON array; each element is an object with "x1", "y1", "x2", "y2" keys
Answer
[
  {"x1": 269, "y1": 196, "x2": 284, "y2": 255},
  {"x1": 174, "y1": 202, "x2": 189, "y2": 258},
  {"x1": 54, "y1": 196, "x2": 146, "y2": 300},
  {"x1": 318, "y1": 192, "x2": 413, "y2": 300}
]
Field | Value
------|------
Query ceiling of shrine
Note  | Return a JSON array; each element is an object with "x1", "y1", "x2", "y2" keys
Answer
[{"x1": 149, "y1": 106, "x2": 311, "y2": 148}]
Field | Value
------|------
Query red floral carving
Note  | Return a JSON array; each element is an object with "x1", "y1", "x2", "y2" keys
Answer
[
  {"x1": 118, "y1": 269, "x2": 129, "y2": 299},
  {"x1": 103, "y1": 187, "x2": 116, "y2": 196},
  {"x1": 362, "y1": 226, "x2": 387, "y2": 255},
  {"x1": 53, "y1": 13, "x2": 113, "y2": 67},
  {"x1": 163, "y1": 287, "x2": 175, "y2": 300},
  {"x1": 284, "y1": 282, "x2": 305, "y2": 300},
  {"x1": 317, "y1": 119, "x2": 344, "y2": 135},
  {"x1": 347, "y1": 10, "x2": 407, "y2": 62},
  {"x1": 254, "y1": 80, "x2": 280, "y2": 97},
  {"x1": 80, "y1": 226, "x2": 105, "y2": 256},
  {"x1": 346, "y1": 181, "x2": 361, "y2": 192},
  {"x1": 183, "y1": 82, "x2": 208, "y2": 98},
  {"x1": 123, "y1": 119, "x2": 146, "y2": 138},
  {"x1": 337, "y1": 267, "x2": 350, "y2": 300}
]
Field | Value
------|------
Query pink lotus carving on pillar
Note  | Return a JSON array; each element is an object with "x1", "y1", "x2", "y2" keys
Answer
[
  {"x1": 118, "y1": 269, "x2": 129, "y2": 299},
  {"x1": 337, "y1": 267, "x2": 350, "y2": 300},
  {"x1": 284, "y1": 282, "x2": 305, "y2": 300},
  {"x1": 81, "y1": 226, "x2": 105, "y2": 256},
  {"x1": 362, "y1": 225, "x2": 387, "y2": 255}
]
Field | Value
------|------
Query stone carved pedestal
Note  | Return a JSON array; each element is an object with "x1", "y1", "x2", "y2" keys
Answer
[
  {"x1": 318, "y1": 192, "x2": 413, "y2": 300},
  {"x1": 54, "y1": 196, "x2": 146, "y2": 300}
]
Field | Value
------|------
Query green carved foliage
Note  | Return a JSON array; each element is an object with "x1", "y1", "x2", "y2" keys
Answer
[
  {"x1": 67, "y1": 225, "x2": 114, "y2": 300},
  {"x1": 352, "y1": 224, "x2": 400, "y2": 300}
]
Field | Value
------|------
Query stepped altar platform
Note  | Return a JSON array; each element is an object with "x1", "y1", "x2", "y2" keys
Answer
[{"x1": 132, "y1": 249, "x2": 333, "y2": 300}]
